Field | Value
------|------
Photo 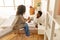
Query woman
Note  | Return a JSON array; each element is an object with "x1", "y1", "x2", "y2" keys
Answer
[{"x1": 13, "y1": 5, "x2": 30, "y2": 36}]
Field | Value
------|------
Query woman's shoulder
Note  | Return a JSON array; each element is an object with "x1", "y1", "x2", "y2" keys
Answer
[{"x1": 16, "y1": 15, "x2": 23, "y2": 18}]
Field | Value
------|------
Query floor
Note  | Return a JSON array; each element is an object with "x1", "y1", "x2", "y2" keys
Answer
[{"x1": 0, "y1": 32, "x2": 44, "y2": 40}]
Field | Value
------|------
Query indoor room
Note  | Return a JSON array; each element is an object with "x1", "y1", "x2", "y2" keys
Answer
[{"x1": 0, "y1": 0, "x2": 60, "y2": 40}]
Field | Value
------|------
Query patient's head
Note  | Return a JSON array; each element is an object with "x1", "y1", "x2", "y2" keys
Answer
[
  {"x1": 37, "y1": 11, "x2": 42, "y2": 18},
  {"x1": 16, "y1": 5, "x2": 26, "y2": 15}
]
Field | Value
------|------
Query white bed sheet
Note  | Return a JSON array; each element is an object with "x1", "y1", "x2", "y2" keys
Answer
[{"x1": 0, "y1": 15, "x2": 16, "y2": 37}]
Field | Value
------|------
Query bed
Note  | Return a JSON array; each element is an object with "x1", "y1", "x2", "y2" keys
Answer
[{"x1": 0, "y1": 15, "x2": 16, "y2": 37}]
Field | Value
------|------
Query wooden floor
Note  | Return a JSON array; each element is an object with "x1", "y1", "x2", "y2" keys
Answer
[{"x1": 0, "y1": 32, "x2": 44, "y2": 40}]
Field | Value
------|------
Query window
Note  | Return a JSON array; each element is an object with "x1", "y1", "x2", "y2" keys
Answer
[
  {"x1": 0, "y1": 0, "x2": 4, "y2": 6},
  {"x1": 0, "y1": 7, "x2": 15, "y2": 18},
  {"x1": 24, "y1": 0, "x2": 32, "y2": 18},
  {"x1": 4, "y1": 0, "x2": 14, "y2": 6},
  {"x1": 15, "y1": 0, "x2": 24, "y2": 6},
  {"x1": 0, "y1": 0, "x2": 33, "y2": 18}
]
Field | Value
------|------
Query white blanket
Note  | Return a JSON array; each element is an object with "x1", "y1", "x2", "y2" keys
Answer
[{"x1": 0, "y1": 15, "x2": 16, "y2": 37}]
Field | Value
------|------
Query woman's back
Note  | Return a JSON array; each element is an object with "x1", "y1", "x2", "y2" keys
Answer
[{"x1": 13, "y1": 15, "x2": 26, "y2": 30}]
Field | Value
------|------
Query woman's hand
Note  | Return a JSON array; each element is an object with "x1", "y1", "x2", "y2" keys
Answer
[
  {"x1": 28, "y1": 19, "x2": 31, "y2": 23},
  {"x1": 27, "y1": 17, "x2": 31, "y2": 23}
]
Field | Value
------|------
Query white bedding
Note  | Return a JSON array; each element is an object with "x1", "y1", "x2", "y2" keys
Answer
[
  {"x1": 0, "y1": 18, "x2": 6, "y2": 25},
  {"x1": 0, "y1": 27, "x2": 12, "y2": 37},
  {"x1": 0, "y1": 15, "x2": 15, "y2": 28},
  {"x1": 0, "y1": 15, "x2": 16, "y2": 37}
]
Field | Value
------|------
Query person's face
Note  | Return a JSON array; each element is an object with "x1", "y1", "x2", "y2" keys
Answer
[{"x1": 36, "y1": 13, "x2": 40, "y2": 18}]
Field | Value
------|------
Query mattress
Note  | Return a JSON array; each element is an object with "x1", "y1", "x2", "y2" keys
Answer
[
  {"x1": 0, "y1": 15, "x2": 16, "y2": 37},
  {"x1": 0, "y1": 27, "x2": 12, "y2": 37}
]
